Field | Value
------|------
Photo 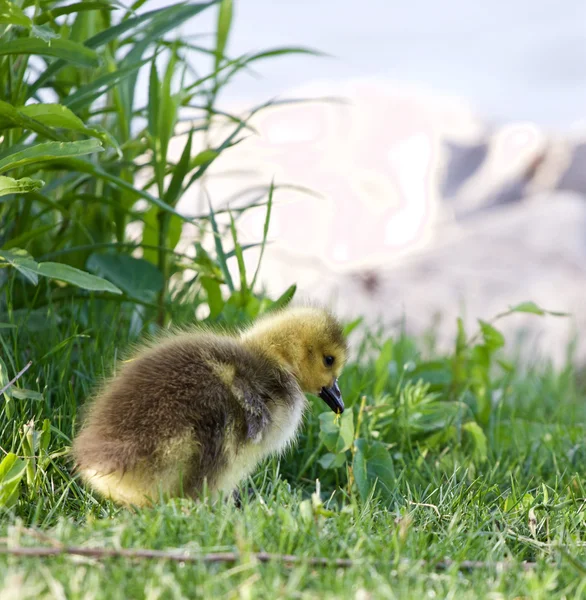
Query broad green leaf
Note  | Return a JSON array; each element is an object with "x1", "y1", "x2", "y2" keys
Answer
[
  {"x1": 0, "y1": 453, "x2": 26, "y2": 509},
  {"x1": 318, "y1": 452, "x2": 347, "y2": 470},
  {"x1": 86, "y1": 254, "x2": 161, "y2": 301},
  {"x1": 0, "y1": 248, "x2": 40, "y2": 284},
  {"x1": 478, "y1": 320, "x2": 505, "y2": 351},
  {"x1": 353, "y1": 439, "x2": 395, "y2": 503},
  {"x1": 16, "y1": 104, "x2": 109, "y2": 143},
  {"x1": 0, "y1": 176, "x2": 44, "y2": 197},
  {"x1": 0, "y1": 99, "x2": 65, "y2": 140},
  {"x1": 0, "y1": 38, "x2": 100, "y2": 67},
  {"x1": 0, "y1": 139, "x2": 103, "y2": 174},
  {"x1": 318, "y1": 410, "x2": 354, "y2": 454},
  {"x1": 36, "y1": 262, "x2": 122, "y2": 294}
]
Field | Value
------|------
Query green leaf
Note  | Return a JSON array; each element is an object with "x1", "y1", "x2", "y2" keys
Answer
[
  {"x1": 11, "y1": 388, "x2": 43, "y2": 401},
  {"x1": 462, "y1": 421, "x2": 488, "y2": 462},
  {"x1": 406, "y1": 400, "x2": 473, "y2": 434},
  {"x1": 64, "y1": 56, "x2": 152, "y2": 110},
  {"x1": 0, "y1": 38, "x2": 100, "y2": 67},
  {"x1": 29, "y1": 25, "x2": 59, "y2": 43},
  {"x1": 34, "y1": 2, "x2": 116, "y2": 26},
  {"x1": 508, "y1": 301, "x2": 568, "y2": 317},
  {"x1": 36, "y1": 262, "x2": 122, "y2": 294},
  {"x1": 191, "y1": 149, "x2": 219, "y2": 167},
  {"x1": 15, "y1": 104, "x2": 108, "y2": 142},
  {"x1": 352, "y1": 439, "x2": 395, "y2": 504},
  {"x1": 455, "y1": 317, "x2": 467, "y2": 354},
  {"x1": 318, "y1": 410, "x2": 354, "y2": 454},
  {"x1": 318, "y1": 452, "x2": 347, "y2": 470},
  {"x1": 201, "y1": 276, "x2": 224, "y2": 319},
  {"x1": 343, "y1": 317, "x2": 363, "y2": 338},
  {"x1": 0, "y1": 139, "x2": 103, "y2": 174},
  {"x1": 0, "y1": 248, "x2": 40, "y2": 284},
  {"x1": 260, "y1": 284, "x2": 297, "y2": 315},
  {"x1": 0, "y1": 358, "x2": 12, "y2": 419},
  {"x1": 40, "y1": 419, "x2": 51, "y2": 453},
  {"x1": 206, "y1": 194, "x2": 234, "y2": 292},
  {"x1": 164, "y1": 130, "x2": 193, "y2": 207},
  {"x1": 0, "y1": 452, "x2": 26, "y2": 509},
  {"x1": 250, "y1": 179, "x2": 274, "y2": 291},
  {"x1": 86, "y1": 254, "x2": 162, "y2": 301},
  {"x1": 478, "y1": 320, "x2": 505, "y2": 351},
  {"x1": 0, "y1": 1, "x2": 32, "y2": 28},
  {"x1": 59, "y1": 157, "x2": 191, "y2": 224},
  {"x1": 374, "y1": 339, "x2": 393, "y2": 398},
  {"x1": 408, "y1": 360, "x2": 453, "y2": 389},
  {"x1": 147, "y1": 58, "x2": 160, "y2": 142},
  {"x1": 228, "y1": 209, "x2": 247, "y2": 300},
  {"x1": 158, "y1": 49, "x2": 180, "y2": 167},
  {"x1": 28, "y1": 3, "x2": 219, "y2": 96},
  {"x1": 0, "y1": 176, "x2": 44, "y2": 197},
  {"x1": 215, "y1": 0, "x2": 233, "y2": 70},
  {"x1": 0, "y1": 99, "x2": 66, "y2": 140}
]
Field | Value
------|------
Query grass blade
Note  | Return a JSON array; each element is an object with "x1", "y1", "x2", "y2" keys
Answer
[
  {"x1": 0, "y1": 140, "x2": 103, "y2": 174},
  {"x1": 206, "y1": 193, "x2": 234, "y2": 292},
  {"x1": 250, "y1": 179, "x2": 274, "y2": 291},
  {"x1": 0, "y1": 38, "x2": 100, "y2": 67},
  {"x1": 228, "y1": 208, "x2": 247, "y2": 301}
]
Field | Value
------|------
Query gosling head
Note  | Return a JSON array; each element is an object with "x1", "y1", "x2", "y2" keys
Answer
[{"x1": 242, "y1": 306, "x2": 348, "y2": 414}]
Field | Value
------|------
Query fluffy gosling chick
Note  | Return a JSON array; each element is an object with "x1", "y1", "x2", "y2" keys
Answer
[{"x1": 72, "y1": 306, "x2": 347, "y2": 507}]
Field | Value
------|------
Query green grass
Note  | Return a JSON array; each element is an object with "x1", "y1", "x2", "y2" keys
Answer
[
  {"x1": 2, "y1": 1, "x2": 584, "y2": 596},
  {"x1": 0, "y1": 297, "x2": 585, "y2": 599}
]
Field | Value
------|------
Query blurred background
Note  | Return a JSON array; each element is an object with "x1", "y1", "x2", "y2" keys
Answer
[{"x1": 148, "y1": 0, "x2": 586, "y2": 363}]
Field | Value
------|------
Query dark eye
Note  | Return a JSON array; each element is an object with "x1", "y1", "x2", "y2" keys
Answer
[{"x1": 324, "y1": 355, "x2": 335, "y2": 367}]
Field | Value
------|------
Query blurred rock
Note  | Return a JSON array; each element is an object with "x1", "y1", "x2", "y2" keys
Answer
[{"x1": 170, "y1": 79, "x2": 586, "y2": 364}]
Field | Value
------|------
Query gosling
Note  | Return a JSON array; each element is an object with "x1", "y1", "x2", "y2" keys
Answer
[{"x1": 72, "y1": 306, "x2": 347, "y2": 507}]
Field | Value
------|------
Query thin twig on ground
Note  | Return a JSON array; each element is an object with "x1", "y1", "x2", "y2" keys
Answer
[{"x1": 0, "y1": 545, "x2": 539, "y2": 572}]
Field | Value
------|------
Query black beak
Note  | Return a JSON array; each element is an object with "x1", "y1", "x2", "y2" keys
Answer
[{"x1": 319, "y1": 379, "x2": 344, "y2": 414}]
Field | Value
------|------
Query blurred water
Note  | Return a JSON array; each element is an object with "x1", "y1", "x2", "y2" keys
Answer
[{"x1": 148, "y1": 0, "x2": 586, "y2": 127}]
